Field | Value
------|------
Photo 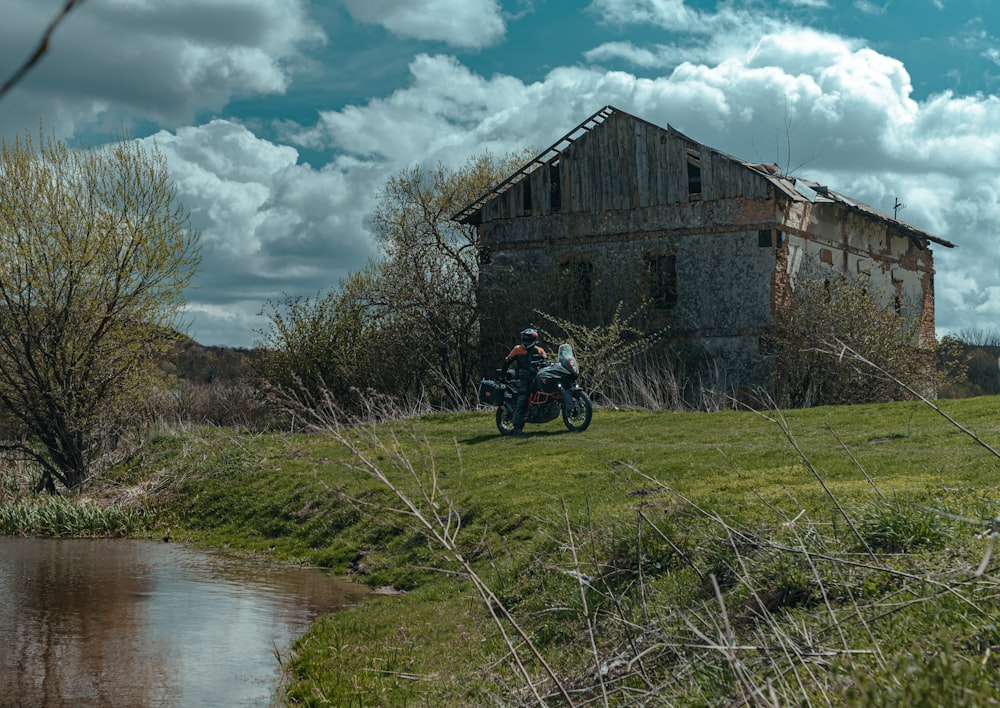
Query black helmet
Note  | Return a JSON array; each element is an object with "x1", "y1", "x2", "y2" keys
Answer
[{"x1": 521, "y1": 328, "x2": 538, "y2": 348}]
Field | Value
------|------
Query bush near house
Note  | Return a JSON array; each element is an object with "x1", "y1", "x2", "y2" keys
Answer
[{"x1": 769, "y1": 268, "x2": 939, "y2": 408}]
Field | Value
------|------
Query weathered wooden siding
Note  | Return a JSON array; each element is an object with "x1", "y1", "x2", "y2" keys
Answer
[{"x1": 478, "y1": 112, "x2": 776, "y2": 222}]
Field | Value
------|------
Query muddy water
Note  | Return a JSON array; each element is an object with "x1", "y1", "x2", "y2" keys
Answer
[{"x1": 0, "y1": 537, "x2": 370, "y2": 706}]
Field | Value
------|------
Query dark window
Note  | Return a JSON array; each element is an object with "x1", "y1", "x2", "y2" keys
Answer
[
  {"x1": 686, "y1": 150, "x2": 701, "y2": 199},
  {"x1": 550, "y1": 161, "x2": 562, "y2": 212},
  {"x1": 775, "y1": 230, "x2": 783, "y2": 248},
  {"x1": 758, "y1": 230, "x2": 771, "y2": 247},
  {"x1": 560, "y1": 257, "x2": 592, "y2": 315},
  {"x1": 643, "y1": 251, "x2": 678, "y2": 311},
  {"x1": 522, "y1": 177, "x2": 532, "y2": 213},
  {"x1": 642, "y1": 249, "x2": 678, "y2": 330}
]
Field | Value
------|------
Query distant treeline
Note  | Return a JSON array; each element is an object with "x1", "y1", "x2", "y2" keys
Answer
[
  {"x1": 168, "y1": 338, "x2": 260, "y2": 385},
  {"x1": 941, "y1": 332, "x2": 1000, "y2": 398},
  {"x1": 159, "y1": 324, "x2": 1000, "y2": 435}
]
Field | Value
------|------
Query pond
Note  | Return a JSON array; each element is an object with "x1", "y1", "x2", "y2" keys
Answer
[{"x1": 0, "y1": 537, "x2": 370, "y2": 706}]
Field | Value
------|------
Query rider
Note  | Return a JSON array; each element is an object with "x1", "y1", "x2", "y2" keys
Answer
[{"x1": 505, "y1": 328, "x2": 547, "y2": 435}]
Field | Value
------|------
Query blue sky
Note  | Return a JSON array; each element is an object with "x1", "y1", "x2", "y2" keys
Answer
[{"x1": 2, "y1": 0, "x2": 1000, "y2": 348}]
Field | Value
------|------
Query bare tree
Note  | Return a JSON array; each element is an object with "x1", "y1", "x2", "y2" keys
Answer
[
  {"x1": 259, "y1": 150, "x2": 532, "y2": 410},
  {"x1": 367, "y1": 151, "x2": 533, "y2": 404}
]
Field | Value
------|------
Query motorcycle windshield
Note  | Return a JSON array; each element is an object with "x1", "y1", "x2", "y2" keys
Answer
[{"x1": 557, "y1": 343, "x2": 579, "y2": 376}]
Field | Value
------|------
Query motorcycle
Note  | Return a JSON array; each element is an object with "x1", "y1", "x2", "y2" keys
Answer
[{"x1": 479, "y1": 343, "x2": 593, "y2": 435}]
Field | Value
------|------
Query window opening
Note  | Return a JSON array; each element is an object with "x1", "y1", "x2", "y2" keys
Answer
[
  {"x1": 560, "y1": 257, "x2": 592, "y2": 315},
  {"x1": 686, "y1": 149, "x2": 701, "y2": 199},
  {"x1": 643, "y1": 251, "x2": 678, "y2": 311},
  {"x1": 522, "y1": 177, "x2": 532, "y2": 214},
  {"x1": 550, "y1": 160, "x2": 562, "y2": 212}
]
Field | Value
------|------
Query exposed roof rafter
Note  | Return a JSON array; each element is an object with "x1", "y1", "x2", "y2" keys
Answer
[{"x1": 452, "y1": 105, "x2": 616, "y2": 224}]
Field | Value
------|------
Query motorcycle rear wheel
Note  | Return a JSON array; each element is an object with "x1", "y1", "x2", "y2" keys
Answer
[
  {"x1": 496, "y1": 406, "x2": 516, "y2": 436},
  {"x1": 562, "y1": 390, "x2": 592, "y2": 432}
]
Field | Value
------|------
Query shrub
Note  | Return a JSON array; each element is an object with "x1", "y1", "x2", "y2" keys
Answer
[{"x1": 770, "y1": 267, "x2": 935, "y2": 407}]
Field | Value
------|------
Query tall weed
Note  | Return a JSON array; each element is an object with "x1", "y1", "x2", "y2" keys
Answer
[
  {"x1": 0, "y1": 494, "x2": 145, "y2": 536},
  {"x1": 0, "y1": 450, "x2": 149, "y2": 537},
  {"x1": 597, "y1": 352, "x2": 734, "y2": 411}
]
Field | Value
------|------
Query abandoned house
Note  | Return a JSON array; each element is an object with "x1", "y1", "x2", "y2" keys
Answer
[{"x1": 455, "y1": 105, "x2": 955, "y2": 393}]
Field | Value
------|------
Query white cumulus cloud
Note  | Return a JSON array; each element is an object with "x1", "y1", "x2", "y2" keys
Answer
[
  {"x1": 339, "y1": 0, "x2": 506, "y2": 48},
  {"x1": 144, "y1": 120, "x2": 377, "y2": 346},
  {"x1": 6, "y1": 0, "x2": 1000, "y2": 345},
  {"x1": 0, "y1": 0, "x2": 325, "y2": 138}
]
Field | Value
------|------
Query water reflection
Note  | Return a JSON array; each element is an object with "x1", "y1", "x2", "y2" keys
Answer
[{"x1": 0, "y1": 537, "x2": 369, "y2": 707}]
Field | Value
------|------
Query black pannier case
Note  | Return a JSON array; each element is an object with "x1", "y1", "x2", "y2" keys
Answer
[{"x1": 479, "y1": 379, "x2": 504, "y2": 406}]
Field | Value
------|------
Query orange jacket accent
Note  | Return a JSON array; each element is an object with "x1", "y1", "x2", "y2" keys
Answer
[
  {"x1": 506, "y1": 344, "x2": 547, "y2": 378},
  {"x1": 505, "y1": 344, "x2": 547, "y2": 361}
]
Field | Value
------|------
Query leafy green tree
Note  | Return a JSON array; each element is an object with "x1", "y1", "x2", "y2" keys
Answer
[
  {"x1": 770, "y1": 267, "x2": 934, "y2": 407},
  {"x1": 259, "y1": 150, "x2": 531, "y2": 411},
  {"x1": 0, "y1": 131, "x2": 200, "y2": 491},
  {"x1": 935, "y1": 330, "x2": 999, "y2": 398},
  {"x1": 366, "y1": 150, "x2": 534, "y2": 405},
  {"x1": 256, "y1": 268, "x2": 426, "y2": 414},
  {"x1": 258, "y1": 290, "x2": 361, "y2": 398}
]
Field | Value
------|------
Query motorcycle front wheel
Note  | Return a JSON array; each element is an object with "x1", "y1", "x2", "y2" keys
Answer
[
  {"x1": 562, "y1": 389, "x2": 593, "y2": 432},
  {"x1": 496, "y1": 406, "x2": 516, "y2": 436}
]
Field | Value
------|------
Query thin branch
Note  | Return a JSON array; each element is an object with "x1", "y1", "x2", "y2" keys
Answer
[
  {"x1": 330, "y1": 421, "x2": 574, "y2": 706},
  {"x1": 768, "y1": 401, "x2": 877, "y2": 559},
  {"x1": 0, "y1": 0, "x2": 85, "y2": 101},
  {"x1": 826, "y1": 424, "x2": 887, "y2": 502}
]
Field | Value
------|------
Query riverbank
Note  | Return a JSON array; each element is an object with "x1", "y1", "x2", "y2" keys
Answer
[{"x1": 93, "y1": 398, "x2": 1000, "y2": 702}]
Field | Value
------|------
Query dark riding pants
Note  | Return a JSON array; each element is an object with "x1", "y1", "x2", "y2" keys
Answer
[{"x1": 513, "y1": 379, "x2": 531, "y2": 430}]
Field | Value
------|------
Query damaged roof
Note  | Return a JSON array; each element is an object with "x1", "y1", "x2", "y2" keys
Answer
[
  {"x1": 739, "y1": 160, "x2": 956, "y2": 249},
  {"x1": 453, "y1": 105, "x2": 955, "y2": 249}
]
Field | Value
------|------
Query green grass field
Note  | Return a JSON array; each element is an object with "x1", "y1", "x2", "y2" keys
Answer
[{"x1": 119, "y1": 395, "x2": 1000, "y2": 705}]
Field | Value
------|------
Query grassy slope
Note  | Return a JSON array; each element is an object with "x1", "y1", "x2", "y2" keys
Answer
[{"x1": 143, "y1": 396, "x2": 1000, "y2": 705}]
